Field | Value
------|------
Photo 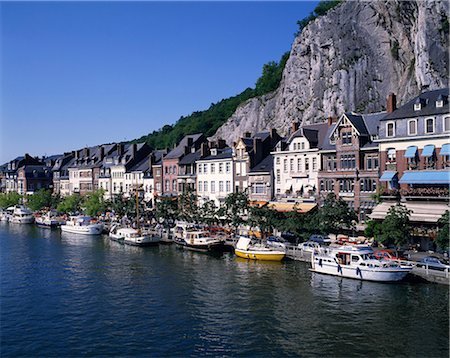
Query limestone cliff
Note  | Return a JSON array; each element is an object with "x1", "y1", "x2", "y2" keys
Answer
[{"x1": 214, "y1": 0, "x2": 449, "y2": 143}]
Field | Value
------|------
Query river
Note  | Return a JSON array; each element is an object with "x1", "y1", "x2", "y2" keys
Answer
[{"x1": 1, "y1": 223, "x2": 448, "y2": 357}]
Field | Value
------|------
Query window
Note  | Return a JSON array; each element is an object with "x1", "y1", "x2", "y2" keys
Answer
[
  {"x1": 156, "y1": 183, "x2": 161, "y2": 192},
  {"x1": 340, "y1": 154, "x2": 356, "y2": 170},
  {"x1": 326, "y1": 156, "x2": 337, "y2": 171},
  {"x1": 366, "y1": 155, "x2": 379, "y2": 170},
  {"x1": 219, "y1": 181, "x2": 224, "y2": 192},
  {"x1": 283, "y1": 159, "x2": 288, "y2": 173},
  {"x1": 290, "y1": 159, "x2": 294, "y2": 172},
  {"x1": 198, "y1": 181, "x2": 203, "y2": 192},
  {"x1": 360, "y1": 178, "x2": 377, "y2": 192},
  {"x1": 320, "y1": 179, "x2": 334, "y2": 192},
  {"x1": 276, "y1": 169, "x2": 281, "y2": 184},
  {"x1": 211, "y1": 164, "x2": 215, "y2": 174},
  {"x1": 301, "y1": 142, "x2": 305, "y2": 150},
  {"x1": 253, "y1": 183, "x2": 266, "y2": 194},
  {"x1": 305, "y1": 158, "x2": 310, "y2": 171},
  {"x1": 226, "y1": 162, "x2": 231, "y2": 173},
  {"x1": 387, "y1": 148, "x2": 396, "y2": 162},
  {"x1": 204, "y1": 181, "x2": 208, "y2": 192},
  {"x1": 219, "y1": 163, "x2": 223, "y2": 173},
  {"x1": 211, "y1": 181, "x2": 215, "y2": 193},
  {"x1": 226, "y1": 181, "x2": 231, "y2": 192},
  {"x1": 342, "y1": 131, "x2": 352, "y2": 145},
  {"x1": 172, "y1": 179, "x2": 177, "y2": 191},
  {"x1": 198, "y1": 164, "x2": 202, "y2": 174},
  {"x1": 339, "y1": 179, "x2": 354, "y2": 192},
  {"x1": 414, "y1": 102, "x2": 421, "y2": 111},
  {"x1": 297, "y1": 158, "x2": 302, "y2": 172},
  {"x1": 203, "y1": 163, "x2": 208, "y2": 174},
  {"x1": 276, "y1": 157, "x2": 280, "y2": 165},
  {"x1": 165, "y1": 180, "x2": 170, "y2": 191},
  {"x1": 386, "y1": 122, "x2": 395, "y2": 137},
  {"x1": 293, "y1": 143, "x2": 297, "y2": 151},
  {"x1": 444, "y1": 117, "x2": 450, "y2": 132},
  {"x1": 425, "y1": 118, "x2": 435, "y2": 134},
  {"x1": 408, "y1": 119, "x2": 417, "y2": 135},
  {"x1": 312, "y1": 157, "x2": 317, "y2": 171}
]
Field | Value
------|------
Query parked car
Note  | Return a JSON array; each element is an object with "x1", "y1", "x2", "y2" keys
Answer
[
  {"x1": 419, "y1": 256, "x2": 450, "y2": 269},
  {"x1": 266, "y1": 236, "x2": 289, "y2": 250},
  {"x1": 298, "y1": 241, "x2": 322, "y2": 253},
  {"x1": 309, "y1": 235, "x2": 331, "y2": 244},
  {"x1": 374, "y1": 249, "x2": 406, "y2": 262}
]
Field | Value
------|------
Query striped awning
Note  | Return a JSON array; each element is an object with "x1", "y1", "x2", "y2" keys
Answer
[
  {"x1": 421, "y1": 144, "x2": 435, "y2": 157},
  {"x1": 404, "y1": 146, "x2": 418, "y2": 158},
  {"x1": 440, "y1": 143, "x2": 450, "y2": 156}
]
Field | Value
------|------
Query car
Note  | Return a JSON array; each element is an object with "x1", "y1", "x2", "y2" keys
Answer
[
  {"x1": 374, "y1": 249, "x2": 406, "y2": 261},
  {"x1": 266, "y1": 236, "x2": 290, "y2": 249},
  {"x1": 419, "y1": 256, "x2": 450, "y2": 269},
  {"x1": 298, "y1": 241, "x2": 322, "y2": 253},
  {"x1": 309, "y1": 235, "x2": 331, "y2": 244}
]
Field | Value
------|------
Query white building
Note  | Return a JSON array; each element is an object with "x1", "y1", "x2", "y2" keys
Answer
[
  {"x1": 272, "y1": 123, "x2": 327, "y2": 201},
  {"x1": 196, "y1": 147, "x2": 234, "y2": 208}
]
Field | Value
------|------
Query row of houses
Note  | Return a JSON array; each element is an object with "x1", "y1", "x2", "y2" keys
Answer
[{"x1": 1, "y1": 88, "x2": 449, "y2": 233}]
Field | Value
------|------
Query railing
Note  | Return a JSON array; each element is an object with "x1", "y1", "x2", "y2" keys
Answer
[
  {"x1": 400, "y1": 187, "x2": 449, "y2": 199},
  {"x1": 385, "y1": 162, "x2": 397, "y2": 171}
]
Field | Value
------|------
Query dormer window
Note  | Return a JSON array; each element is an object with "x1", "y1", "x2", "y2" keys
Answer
[
  {"x1": 386, "y1": 122, "x2": 395, "y2": 137},
  {"x1": 436, "y1": 99, "x2": 444, "y2": 108},
  {"x1": 211, "y1": 148, "x2": 217, "y2": 156},
  {"x1": 414, "y1": 103, "x2": 421, "y2": 111}
]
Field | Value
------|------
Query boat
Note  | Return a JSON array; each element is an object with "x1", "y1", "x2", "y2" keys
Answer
[
  {"x1": 234, "y1": 236, "x2": 286, "y2": 261},
  {"x1": 0, "y1": 208, "x2": 13, "y2": 222},
  {"x1": 60, "y1": 216, "x2": 103, "y2": 235},
  {"x1": 110, "y1": 226, "x2": 159, "y2": 246},
  {"x1": 310, "y1": 245, "x2": 413, "y2": 282},
  {"x1": 177, "y1": 230, "x2": 225, "y2": 252},
  {"x1": 10, "y1": 205, "x2": 34, "y2": 224},
  {"x1": 35, "y1": 210, "x2": 63, "y2": 228}
]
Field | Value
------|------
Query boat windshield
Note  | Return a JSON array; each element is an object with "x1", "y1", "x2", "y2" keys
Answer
[{"x1": 361, "y1": 253, "x2": 376, "y2": 260}]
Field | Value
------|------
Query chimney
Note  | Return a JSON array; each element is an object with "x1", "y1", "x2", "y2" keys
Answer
[
  {"x1": 244, "y1": 132, "x2": 251, "y2": 138},
  {"x1": 184, "y1": 146, "x2": 190, "y2": 155},
  {"x1": 327, "y1": 116, "x2": 337, "y2": 126},
  {"x1": 200, "y1": 142, "x2": 209, "y2": 158},
  {"x1": 208, "y1": 140, "x2": 217, "y2": 149},
  {"x1": 99, "y1": 146, "x2": 105, "y2": 160},
  {"x1": 84, "y1": 147, "x2": 90, "y2": 157},
  {"x1": 187, "y1": 137, "x2": 193, "y2": 146},
  {"x1": 132, "y1": 143, "x2": 137, "y2": 157},
  {"x1": 270, "y1": 128, "x2": 277, "y2": 139},
  {"x1": 148, "y1": 154, "x2": 154, "y2": 173},
  {"x1": 217, "y1": 139, "x2": 226, "y2": 149},
  {"x1": 387, "y1": 93, "x2": 397, "y2": 113},
  {"x1": 75, "y1": 150, "x2": 79, "y2": 159},
  {"x1": 117, "y1": 143, "x2": 124, "y2": 157},
  {"x1": 292, "y1": 121, "x2": 300, "y2": 133},
  {"x1": 253, "y1": 137, "x2": 263, "y2": 164}
]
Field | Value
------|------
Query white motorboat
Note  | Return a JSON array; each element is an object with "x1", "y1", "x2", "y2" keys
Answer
[
  {"x1": 310, "y1": 245, "x2": 412, "y2": 282},
  {"x1": 177, "y1": 230, "x2": 225, "y2": 252},
  {"x1": 61, "y1": 216, "x2": 103, "y2": 235},
  {"x1": 119, "y1": 227, "x2": 159, "y2": 246},
  {"x1": 0, "y1": 208, "x2": 13, "y2": 222},
  {"x1": 35, "y1": 210, "x2": 63, "y2": 228},
  {"x1": 10, "y1": 205, "x2": 34, "y2": 224},
  {"x1": 235, "y1": 236, "x2": 285, "y2": 261}
]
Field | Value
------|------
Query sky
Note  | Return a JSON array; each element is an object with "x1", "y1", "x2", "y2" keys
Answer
[{"x1": 1, "y1": 1, "x2": 318, "y2": 163}]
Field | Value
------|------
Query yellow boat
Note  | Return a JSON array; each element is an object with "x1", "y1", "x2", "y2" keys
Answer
[{"x1": 234, "y1": 237, "x2": 285, "y2": 261}]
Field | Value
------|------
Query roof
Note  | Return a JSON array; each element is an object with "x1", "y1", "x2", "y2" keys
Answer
[
  {"x1": 164, "y1": 133, "x2": 204, "y2": 160},
  {"x1": 361, "y1": 112, "x2": 386, "y2": 136},
  {"x1": 129, "y1": 157, "x2": 150, "y2": 172},
  {"x1": 250, "y1": 154, "x2": 273, "y2": 173},
  {"x1": 345, "y1": 112, "x2": 369, "y2": 135},
  {"x1": 198, "y1": 147, "x2": 233, "y2": 161},
  {"x1": 178, "y1": 150, "x2": 201, "y2": 165},
  {"x1": 320, "y1": 124, "x2": 337, "y2": 151},
  {"x1": 382, "y1": 88, "x2": 449, "y2": 121}
]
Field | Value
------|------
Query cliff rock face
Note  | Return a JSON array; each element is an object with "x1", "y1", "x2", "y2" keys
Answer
[{"x1": 214, "y1": 0, "x2": 449, "y2": 143}]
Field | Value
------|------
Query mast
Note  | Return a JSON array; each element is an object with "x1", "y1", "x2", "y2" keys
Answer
[{"x1": 135, "y1": 182, "x2": 139, "y2": 232}]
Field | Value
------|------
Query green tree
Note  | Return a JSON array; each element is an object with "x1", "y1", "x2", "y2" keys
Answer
[
  {"x1": 57, "y1": 194, "x2": 83, "y2": 214},
  {"x1": 255, "y1": 52, "x2": 290, "y2": 96},
  {"x1": 26, "y1": 189, "x2": 53, "y2": 211},
  {"x1": 0, "y1": 192, "x2": 22, "y2": 209},
  {"x1": 364, "y1": 219, "x2": 383, "y2": 240},
  {"x1": 178, "y1": 187, "x2": 199, "y2": 223},
  {"x1": 83, "y1": 189, "x2": 107, "y2": 217},
  {"x1": 219, "y1": 192, "x2": 249, "y2": 234},
  {"x1": 379, "y1": 204, "x2": 412, "y2": 248},
  {"x1": 248, "y1": 204, "x2": 279, "y2": 240},
  {"x1": 199, "y1": 200, "x2": 218, "y2": 227},
  {"x1": 317, "y1": 193, "x2": 357, "y2": 235},
  {"x1": 436, "y1": 211, "x2": 449, "y2": 251},
  {"x1": 155, "y1": 197, "x2": 178, "y2": 228}
]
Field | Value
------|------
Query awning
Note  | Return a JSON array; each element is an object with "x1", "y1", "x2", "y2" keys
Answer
[
  {"x1": 268, "y1": 202, "x2": 317, "y2": 213},
  {"x1": 370, "y1": 202, "x2": 449, "y2": 223},
  {"x1": 404, "y1": 146, "x2": 418, "y2": 158},
  {"x1": 440, "y1": 143, "x2": 450, "y2": 156},
  {"x1": 399, "y1": 171, "x2": 450, "y2": 185},
  {"x1": 421, "y1": 144, "x2": 435, "y2": 157},
  {"x1": 380, "y1": 171, "x2": 397, "y2": 181}
]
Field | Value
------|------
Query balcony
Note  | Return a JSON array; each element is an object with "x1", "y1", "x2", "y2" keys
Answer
[
  {"x1": 401, "y1": 187, "x2": 449, "y2": 201},
  {"x1": 385, "y1": 162, "x2": 397, "y2": 171}
]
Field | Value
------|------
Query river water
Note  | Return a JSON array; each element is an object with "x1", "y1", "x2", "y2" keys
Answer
[{"x1": 1, "y1": 223, "x2": 448, "y2": 357}]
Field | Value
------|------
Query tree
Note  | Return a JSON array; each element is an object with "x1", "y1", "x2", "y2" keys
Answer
[
  {"x1": 219, "y1": 192, "x2": 249, "y2": 234},
  {"x1": 248, "y1": 204, "x2": 279, "y2": 240},
  {"x1": 379, "y1": 204, "x2": 412, "y2": 248},
  {"x1": 199, "y1": 200, "x2": 218, "y2": 227},
  {"x1": 0, "y1": 192, "x2": 22, "y2": 209},
  {"x1": 436, "y1": 211, "x2": 449, "y2": 251},
  {"x1": 155, "y1": 197, "x2": 178, "y2": 228},
  {"x1": 364, "y1": 219, "x2": 383, "y2": 240},
  {"x1": 56, "y1": 194, "x2": 83, "y2": 214},
  {"x1": 178, "y1": 188, "x2": 199, "y2": 223},
  {"x1": 83, "y1": 190, "x2": 106, "y2": 217},
  {"x1": 27, "y1": 189, "x2": 53, "y2": 211},
  {"x1": 317, "y1": 193, "x2": 357, "y2": 235}
]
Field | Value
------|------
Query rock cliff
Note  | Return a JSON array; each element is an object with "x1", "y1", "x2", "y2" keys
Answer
[{"x1": 214, "y1": 0, "x2": 449, "y2": 143}]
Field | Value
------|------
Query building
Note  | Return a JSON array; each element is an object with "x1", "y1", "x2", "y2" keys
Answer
[
  {"x1": 272, "y1": 122, "x2": 328, "y2": 202},
  {"x1": 196, "y1": 144, "x2": 234, "y2": 207},
  {"x1": 16, "y1": 165, "x2": 53, "y2": 195},
  {"x1": 2, "y1": 154, "x2": 46, "y2": 194},
  {"x1": 162, "y1": 134, "x2": 206, "y2": 196},
  {"x1": 318, "y1": 111, "x2": 385, "y2": 222},
  {"x1": 233, "y1": 130, "x2": 280, "y2": 194},
  {"x1": 52, "y1": 153, "x2": 75, "y2": 195},
  {"x1": 248, "y1": 154, "x2": 274, "y2": 203},
  {"x1": 151, "y1": 149, "x2": 167, "y2": 198}
]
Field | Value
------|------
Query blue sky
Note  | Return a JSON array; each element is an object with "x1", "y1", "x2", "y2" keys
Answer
[{"x1": 1, "y1": 1, "x2": 318, "y2": 163}]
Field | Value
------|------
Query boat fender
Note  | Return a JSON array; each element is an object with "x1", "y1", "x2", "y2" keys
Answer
[
  {"x1": 356, "y1": 267, "x2": 362, "y2": 277},
  {"x1": 337, "y1": 264, "x2": 342, "y2": 274},
  {"x1": 319, "y1": 258, "x2": 323, "y2": 267}
]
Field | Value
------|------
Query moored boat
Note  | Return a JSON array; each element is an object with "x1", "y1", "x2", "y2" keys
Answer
[
  {"x1": 178, "y1": 230, "x2": 225, "y2": 252},
  {"x1": 122, "y1": 227, "x2": 160, "y2": 246},
  {"x1": 10, "y1": 205, "x2": 34, "y2": 224},
  {"x1": 35, "y1": 210, "x2": 63, "y2": 228},
  {"x1": 310, "y1": 245, "x2": 412, "y2": 282},
  {"x1": 61, "y1": 216, "x2": 103, "y2": 235},
  {"x1": 234, "y1": 237, "x2": 286, "y2": 261}
]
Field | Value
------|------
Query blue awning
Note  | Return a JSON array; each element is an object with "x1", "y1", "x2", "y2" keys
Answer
[
  {"x1": 399, "y1": 171, "x2": 450, "y2": 185},
  {"x1": 421, "y1": 144, "x2": 435, "y2": 157},
  {"x1": 380, "y1": 171, "x2": 397, "y2": 181},
  {"x1": 404, "y1": 146, "x2": 418, "y2": 158},
  {"x1": 440, "y1": 143, "x2": 450, "y2": 156}
]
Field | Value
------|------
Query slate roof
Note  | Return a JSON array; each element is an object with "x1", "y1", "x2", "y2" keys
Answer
[
  {"x1": 164, "y1": 133, "x2": 204, "y2": 160},
  {"x1": 198, "y1": 147, "x2": 233, "y2": 161},
  {"x1": 362, "y1": 112, "x2": 386, "y2": 136},
  {"x1": 250, "y1": 154, "x2": 273, "y2": 174},
  {"x1": 382, "y1": 88, "x2": 449, "y2": 121},
  {"x1": 178, "y1": 150, "x2": 201, "y2": 165},
  {"x1": 320, "y1": 124, "x2": 337, "y2": 151},
  {"x1": 288, "y1": 123, "x2": 329, "y2": 148}
]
